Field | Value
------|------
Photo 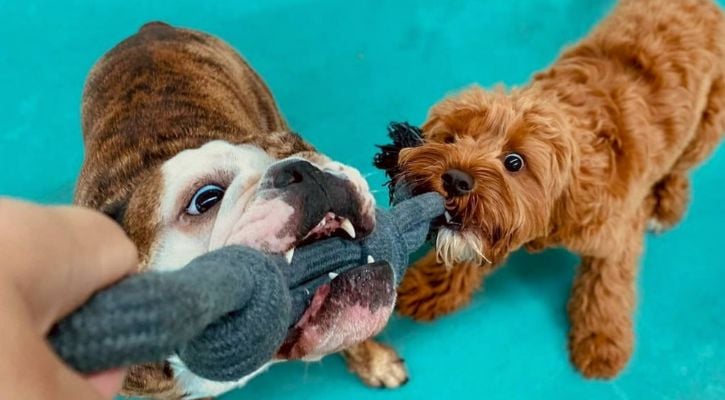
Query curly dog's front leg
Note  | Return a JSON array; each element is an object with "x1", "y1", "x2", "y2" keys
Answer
[
  {"x1": 396, "y1": 249, "x2": 489, "y2": 321},
  {"x1": 568, "y1": 217, "x2": 645, "y2": 379}
]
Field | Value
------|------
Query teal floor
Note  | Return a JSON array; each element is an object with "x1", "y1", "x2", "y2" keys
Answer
[{"x1": 1, "y1": 1, "x2": 724, "y2": 399}]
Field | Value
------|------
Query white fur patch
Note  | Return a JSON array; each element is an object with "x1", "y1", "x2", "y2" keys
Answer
[
  {"x1": 147, "y1": 141, "x2": 277, "y2": 396},
  {"x1": 149, "y1": 140, "x2": 273, "y2": 272},
  {"x1": 159, "y1": 140, "x2": 273, "y2": 224},
  {"x1": 435, "y1": 228, "x2": 490, "y2": 266},
  {"x1": 168, "y1": 356, "x2": 280, "y2": 399},
  {"x1": 150, "y1": 229, "x2": 209, "y2": 272}
]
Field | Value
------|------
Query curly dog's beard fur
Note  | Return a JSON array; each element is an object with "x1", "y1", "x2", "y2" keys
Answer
[
  {"x1": 398, "y1": 87, "x2": 576, "y2": 267},
  {"x1": 435, "y1": 228, "x2": 488, "y2": 266}
]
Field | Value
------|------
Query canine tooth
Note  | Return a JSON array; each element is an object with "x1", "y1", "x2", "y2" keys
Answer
[
  {"x1": 328, "y1": 272, "x2": 338, "y2": 279},
  {"x1": 340, "y1": 218, "x2": 356, "y2": 239},
  {"x1": 444, "y1": 211, "x2": 453, "y2": 223},
  {"x1": 284, "y1": 248, "x2": 295, "y2": 263},
  {"x1": 367, "y1": 255, "x2": 375, "y2": 263}
]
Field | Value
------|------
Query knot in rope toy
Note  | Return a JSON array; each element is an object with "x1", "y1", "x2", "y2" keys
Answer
[{"x1": 50, "y1": 121, "x2": 432, "y2": 381}]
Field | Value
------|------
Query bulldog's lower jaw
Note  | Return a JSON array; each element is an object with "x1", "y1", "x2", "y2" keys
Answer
[{"x1": 277, "y1": 262, "x2": 396, "y2": 360}]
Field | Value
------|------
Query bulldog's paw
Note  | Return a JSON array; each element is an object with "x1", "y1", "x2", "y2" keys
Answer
[
  {"x1": 569, "y1": 330, "x2": 631, "y2": 379},
  {"x1": 342, "y1": 340, "x2": 408, "y2": 389}
]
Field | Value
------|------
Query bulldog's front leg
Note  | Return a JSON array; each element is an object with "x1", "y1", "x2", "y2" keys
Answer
[{"x1": 341, "y1": 339, "x2": 408, "y2": 389}]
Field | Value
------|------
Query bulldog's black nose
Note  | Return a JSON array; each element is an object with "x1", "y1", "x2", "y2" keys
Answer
[
  {"x1": 273, "y1": 160, "x2": 320, "y2": 189},
  {"x1": 442, "y1": 169, "x2": 474, "y2": 196}
]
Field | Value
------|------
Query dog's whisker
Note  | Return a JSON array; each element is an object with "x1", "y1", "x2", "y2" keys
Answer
[{"x1": 303, "y1": 362, "x2": 311, "y2": 383}]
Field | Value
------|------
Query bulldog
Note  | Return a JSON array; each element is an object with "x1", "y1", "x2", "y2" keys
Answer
[{"x1": 74, "y1": 22, "x2": 393, "y2": 399}]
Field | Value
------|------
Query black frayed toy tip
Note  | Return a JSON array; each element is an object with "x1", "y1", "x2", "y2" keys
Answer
[
  {"x1": 373, "y1": 122, "x2": 424, "y2": 180},
  {"x1": 373, "y1": 122, "x2": 425, "y2": 203}
]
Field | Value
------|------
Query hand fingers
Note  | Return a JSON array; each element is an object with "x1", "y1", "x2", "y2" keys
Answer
[
  {"x1": 0, "y1": 199, "x2": 138, "y2": 332},
  {"x1": 0, "y1": 290, "x2": 109, "y2": 400},
  {"x1": 40, "y1": 205, "x2": 138, "y2": 329},
  {"x1": 85, "y1": 369, "x2": 127, "y2": 399}
]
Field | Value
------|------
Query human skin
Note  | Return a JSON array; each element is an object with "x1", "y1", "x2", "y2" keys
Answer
[{"x1": 0, "y1": 198, "x2": 137, "y2": 399}]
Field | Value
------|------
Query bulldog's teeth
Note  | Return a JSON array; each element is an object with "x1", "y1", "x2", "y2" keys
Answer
[
  {"x1": 367, "y1": 255, "x2": 375, "y2": 263},
  {"x1": 328, "y1": 272, "x2": 338, "y2": 279},
  {"x1": 444, "y1": 211, "x2": 453, "y2": 223},
  {"x1": 340, "y1": 218, "x2": 356, "y2": 239},
  {"x1": 284, "y1": 248, "x2": 295, "y2": 263}
]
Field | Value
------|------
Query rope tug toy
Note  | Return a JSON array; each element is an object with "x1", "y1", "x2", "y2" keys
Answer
[{"x1": 50, "y1": 122, "x2": 433, "y2": 382}]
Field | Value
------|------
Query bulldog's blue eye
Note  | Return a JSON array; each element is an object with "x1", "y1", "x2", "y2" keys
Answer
[{"x1": 186, "y1": 184, "x2": 225, "y2": 215}]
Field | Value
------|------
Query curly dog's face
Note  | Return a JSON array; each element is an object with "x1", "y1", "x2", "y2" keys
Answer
[{"x1": 399, "y1": 86, "x2": 576, "y2": 265}]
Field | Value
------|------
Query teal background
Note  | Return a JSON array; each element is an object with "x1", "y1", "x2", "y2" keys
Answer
[{"x1": 1, "y1": 0, "x2": 723, "y2": 399}]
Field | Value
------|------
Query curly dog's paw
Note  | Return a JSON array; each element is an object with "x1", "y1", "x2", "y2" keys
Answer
[
  {"x1": 570, "y1": 331, "x2": 631, "y2": 379},
  {"x1": 343, "y1": 340, "x2": 408, "y2": 389}
]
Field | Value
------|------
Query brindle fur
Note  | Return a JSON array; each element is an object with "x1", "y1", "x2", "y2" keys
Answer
[
  {"x1": 76, "y1": 21, "x2": 311, "y2": 214},
  {"x1": 75, "y1": 21, "x2": 314, "y2": 399}
]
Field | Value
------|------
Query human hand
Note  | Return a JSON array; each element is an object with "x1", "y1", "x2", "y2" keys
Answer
[{"x1": 0, "y1": 198, "x2": 137, "y2": 399}]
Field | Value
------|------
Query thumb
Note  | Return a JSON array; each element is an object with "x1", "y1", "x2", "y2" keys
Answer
[
  {"x1": 85, "y1": 369, "x2": 127, "y2": 399},
  {"x1": 0, "y1": 290, "x2": 115, "y2": 400}
]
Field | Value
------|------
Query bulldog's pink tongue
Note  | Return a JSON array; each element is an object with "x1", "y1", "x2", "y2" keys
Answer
[{"x1": 277, "y1": 263, "x2": 396, "y2": 360}]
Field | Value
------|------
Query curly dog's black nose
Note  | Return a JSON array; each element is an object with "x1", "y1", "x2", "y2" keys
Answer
[{"x1": 442, "y1": 169, "x2": 474, "y2": 196}]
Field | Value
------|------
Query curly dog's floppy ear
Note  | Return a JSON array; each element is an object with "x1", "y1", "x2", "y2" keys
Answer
[{"x1": 373, "y1": 122, "x2": 425, "y2": 202}]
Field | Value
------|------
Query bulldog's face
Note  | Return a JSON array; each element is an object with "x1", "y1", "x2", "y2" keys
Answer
[
  {"x1": 123, "y1": 140, "x2": 392, "y2": 371},
  {"x1": 139, "y1": 141, "x2": 376, "y2": 268}
]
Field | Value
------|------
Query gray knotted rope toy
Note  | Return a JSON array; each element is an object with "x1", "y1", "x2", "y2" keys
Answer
[{"x1": 49, "y1": 190, "x2": 443, "y2": 382}]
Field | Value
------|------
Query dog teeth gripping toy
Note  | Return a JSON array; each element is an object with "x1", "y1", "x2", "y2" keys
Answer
[{"x1": 49, "y1": 187, "x2": 444, "y2": 382}]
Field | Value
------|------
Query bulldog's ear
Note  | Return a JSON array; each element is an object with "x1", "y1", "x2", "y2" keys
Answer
[{"x1": 103, "y1": 198, "x2": 129, "y2": 226}]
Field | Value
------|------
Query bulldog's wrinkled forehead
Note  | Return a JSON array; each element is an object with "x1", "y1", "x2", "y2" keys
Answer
[{"x1": 159, "y1": 140, "x2": 274, "y2": 219}]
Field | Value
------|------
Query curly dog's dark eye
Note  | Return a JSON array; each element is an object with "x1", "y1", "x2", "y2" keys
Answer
[
  {"x1": 186, "y1": 184, "x2": 225, "y2": 215},
  {"x1": 443, "y1": 134, "x2": 456, "y2": 144},
  {"x1": 503, "y1": 153, "x2": 525, "y2": 172}
]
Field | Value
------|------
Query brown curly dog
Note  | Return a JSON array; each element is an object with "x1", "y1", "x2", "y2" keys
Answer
[{"x1": 346, "y1": 0, "x2": 725, "y2": 383}]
